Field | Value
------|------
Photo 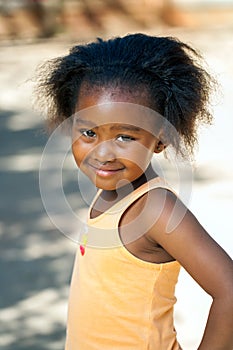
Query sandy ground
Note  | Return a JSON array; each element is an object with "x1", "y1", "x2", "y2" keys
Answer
[{"x1": 0, "y1": 24, "x2": 233, "y2": 350}]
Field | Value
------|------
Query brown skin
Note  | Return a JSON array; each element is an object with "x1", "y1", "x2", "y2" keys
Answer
[
  {"x1": 73, "y1": 85, "x2": 233, "y2": 349},
  {"x1": 120, "y1": 189, "x2": 233, "y2": 349}
]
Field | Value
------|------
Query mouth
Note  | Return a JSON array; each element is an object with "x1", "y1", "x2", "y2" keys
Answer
[{"x1": 87, "y1": 162, "x2": 125, "y2": 177}]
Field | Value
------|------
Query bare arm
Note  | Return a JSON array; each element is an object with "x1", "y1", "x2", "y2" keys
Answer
[{"x1": 146, "y1": 189, "x2": 233, "y2": 350}]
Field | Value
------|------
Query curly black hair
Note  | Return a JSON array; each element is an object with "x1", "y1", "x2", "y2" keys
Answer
[{"x1": 35, "y1": 33, "x2": 216, "y2": 156}]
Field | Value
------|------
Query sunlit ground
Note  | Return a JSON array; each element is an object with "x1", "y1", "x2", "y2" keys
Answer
[{"x1": 0, "y1": 23, "x2": 232, "y2": 350}]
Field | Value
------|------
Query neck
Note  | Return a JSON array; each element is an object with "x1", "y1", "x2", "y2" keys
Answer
[{"x1": 100, "y1": 164, "x2": 158, "y2": 203}]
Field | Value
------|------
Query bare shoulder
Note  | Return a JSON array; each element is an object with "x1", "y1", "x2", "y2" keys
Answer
[
  {"x1": 137, "y1": 186, "x2": 187, "y2": 232},
  {"x1": 120, "y1": 186, "x2": 233, "y2": 292},
  {"x1": 120, "y1": 186, "x2": 187, "y2": 235},
  {"x1": 144, "y1": 187, "x2": 233, "y2": 298}
]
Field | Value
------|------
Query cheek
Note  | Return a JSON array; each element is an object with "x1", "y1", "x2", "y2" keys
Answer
[
  {"x1": 124, "y1": 143, "x2": 155, "y2": 166},
  {"x1": 72, "y1": 140, "x2": 88, "y2": 167}
]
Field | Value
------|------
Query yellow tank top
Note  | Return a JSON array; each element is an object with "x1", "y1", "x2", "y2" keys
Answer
[{"x1": 65, "y1": 178, "x2": 181, "y2": 350}]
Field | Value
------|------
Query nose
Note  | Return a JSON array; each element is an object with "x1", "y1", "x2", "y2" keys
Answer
[{"x1": 93, "y1": 140, "x2": 116, "y2": 163}]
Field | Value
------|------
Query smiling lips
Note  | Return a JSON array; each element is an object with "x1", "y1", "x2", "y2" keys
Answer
[{"x1": 87, "y1": 161, "x2": 125, "y2": 177}]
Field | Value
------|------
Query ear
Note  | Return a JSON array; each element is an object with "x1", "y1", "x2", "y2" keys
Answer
[
  {"x1": 154, "y1": 140, "x2": 167, "y2": 154},
  {"x1": 154, "y1": 129, "x2": 169, "y2": 153}
]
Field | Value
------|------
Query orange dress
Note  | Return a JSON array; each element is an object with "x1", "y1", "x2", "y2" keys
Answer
[{"x1": 65, "y1": 178, "x2": 181, "y2": 350}]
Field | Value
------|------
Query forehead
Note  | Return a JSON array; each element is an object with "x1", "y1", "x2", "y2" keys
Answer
[
  {"x1": 75, "y1": 87, "x2": 164, "y2": 135},
  {"x1": 75, "y1": 102, "x2": 164, "y2": 136},
  {"x1": 77, "y1": 84, "x2": 150, "y2": 108}
]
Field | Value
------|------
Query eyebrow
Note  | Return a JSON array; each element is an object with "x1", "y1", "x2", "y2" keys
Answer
[{"x1": 75, "y1": 119, "x2": 142, "y2": 132}]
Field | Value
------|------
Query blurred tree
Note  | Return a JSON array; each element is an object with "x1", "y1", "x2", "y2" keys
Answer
[
  {"x1": 77, "y1": 0, "x2": 150, "y2": 29},
  {"x1": 0, "y1": 0, "x2": 62, "y2": 39},
  {"x1": 159, "y1": 0, "x2": 194, "y2": 26},
  {"x1": 0, "y1": 0, "x2": 198, "y2": 40}
]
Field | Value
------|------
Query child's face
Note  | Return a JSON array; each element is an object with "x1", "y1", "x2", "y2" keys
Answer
[{"x1": 72, "y1": 88, "x2": 161, "y2": 190}]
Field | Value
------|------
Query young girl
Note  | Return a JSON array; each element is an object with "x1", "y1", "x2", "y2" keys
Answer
[{"x1": 37, "y1": 33, "x2": 233, "y2": 349}]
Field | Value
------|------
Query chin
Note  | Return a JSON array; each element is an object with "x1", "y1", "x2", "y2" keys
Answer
[{"x1": 95, "y1": 182, "x2": 117, "y2": 191}]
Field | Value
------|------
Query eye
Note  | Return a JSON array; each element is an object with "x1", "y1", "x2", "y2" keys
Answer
[
  {"x1": 117, "y1": 135, "x2": 136, "y2": 142},
  {"x1": 80, "y1": 129, "x2": 96, "y2": 138}
]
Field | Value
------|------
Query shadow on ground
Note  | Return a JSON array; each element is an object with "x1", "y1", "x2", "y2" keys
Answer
[{"x1": 0, "y1": 108, "x2": 79, "y2": 350}]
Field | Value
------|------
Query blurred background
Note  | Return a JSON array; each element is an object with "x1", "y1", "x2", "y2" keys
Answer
[{"x1": 0, "y1": 1, "x2": 233, "y2": 349}]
